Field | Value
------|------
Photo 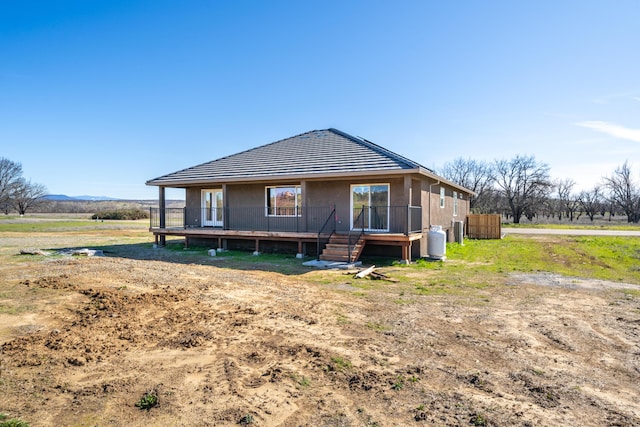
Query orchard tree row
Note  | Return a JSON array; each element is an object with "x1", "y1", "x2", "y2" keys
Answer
[
  {"x1": 440, "y1": 156, "x2": 640, "y2": 224},
  {"x1": 0, "y1": 157, "x2": 47, "y2": 215}
]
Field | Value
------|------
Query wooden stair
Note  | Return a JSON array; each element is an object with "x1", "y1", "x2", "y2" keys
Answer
[{"x1": 319, "y1": 234, "x2": 365, "y2": 263}]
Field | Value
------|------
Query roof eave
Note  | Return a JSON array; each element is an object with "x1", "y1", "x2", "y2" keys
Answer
[
  {"x1": 146, "y1": 169, "x2": 420, "y2": 188},
  {"x1": 417, "y1": 167, "x2": 476, "y2": 196},
  {"x1": 147, "y1": 168, "x2": 475, "y2": 196}
]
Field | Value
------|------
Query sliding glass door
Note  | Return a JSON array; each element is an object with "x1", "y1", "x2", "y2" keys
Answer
[{"x1": 351, "y1": 184, "x2": 389, "y2": 231}]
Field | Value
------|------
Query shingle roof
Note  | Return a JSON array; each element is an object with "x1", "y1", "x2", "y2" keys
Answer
[{"x1": 146, "y1": 128, "x2": 435, "y2": 186}]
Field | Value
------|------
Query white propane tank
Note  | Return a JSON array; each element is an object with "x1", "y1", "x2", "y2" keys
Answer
[{"x1": 427, "y1": 225, "x2": 446, "y2": 259}]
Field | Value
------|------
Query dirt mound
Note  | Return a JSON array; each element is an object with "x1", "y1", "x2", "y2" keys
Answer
[{"x1": 1, "y1": 257, "x2": 639, "y2": 426}]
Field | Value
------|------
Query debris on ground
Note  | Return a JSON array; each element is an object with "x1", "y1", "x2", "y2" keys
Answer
[
  {"x1": 354, "y1": 265, "x2": 376, "y2": 278},
  {"x1": 19, "y1": 248, "x2": 104, "y2": 257},
  {"x1": 19, "y1": 248, "x2": 52, "y2": 256},
  {"x1": 353, "y1": 266, "x2": 399, "y2": 282}
]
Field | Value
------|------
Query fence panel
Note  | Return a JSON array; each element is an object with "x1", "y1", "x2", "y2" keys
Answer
[{"x1": 466, "y1": 214, "x2": 502, "y2": 239}]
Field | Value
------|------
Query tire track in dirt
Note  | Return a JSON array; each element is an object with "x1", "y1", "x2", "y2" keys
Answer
[{"x1": 1, "y1": 256, "x2": 640, "y2": 426}]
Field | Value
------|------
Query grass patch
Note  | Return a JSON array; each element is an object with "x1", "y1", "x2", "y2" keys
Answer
[
  {"x1": 327, "y1": 356, "x2": 352, "y2": 371},
  {"x1": 408, "y1": 235, "x2": 640, "y2": 285},
  {"x1": 0, "y1": 218, "x2": 148, "y2": 233},
  {"x1": 2, "y1": 215, "x2": 638, "y2": 289},
  {"x1": 504, "y1": 223, "x2": 640, "y2": 231},
  {"x1": 0, "y1": 220, "x2": 107, "y2": 232},
  {"x1": 0, "y1": 302, "x2": 31, "y2": 315},
  {"x1": 206, "y1": 250, "x2": 311, "y2": 274},
  {"x1": 365, "y1": 321, "x2": 389, "y2": 332},
  {"x1": 239, "y1": 414, "x2": 254, "y2": 425},
  {"x1": 0, "y1": 413, "x2": 30, "y2": 427},
  {"x1": 336, "y1": 314, "x2": 350, "y2": 324},
  {"x1": 391, "y1": 375, "x2": 404, "y2": 390},
  {"x1": 134, "y1": 392, "x2": 158, "y2": 410},
  {"x1": 290, "y1": 373, "x2": 311, "y2": 388},
  {"x1": 621, "y1": 289, "x2": 640, "y2": 298},
  {"x1": 414, "y1": 281, "x2": 493, "y2": 297}
]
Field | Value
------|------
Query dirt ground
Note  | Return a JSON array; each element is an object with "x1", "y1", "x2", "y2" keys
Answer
[{"x1": 1, "y1": 245, "x2": 639, "y2": 426}]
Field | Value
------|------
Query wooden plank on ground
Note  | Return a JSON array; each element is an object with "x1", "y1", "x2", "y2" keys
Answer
[{"x1": 355, "y1": 265, "x2": 376, "y2": 278}]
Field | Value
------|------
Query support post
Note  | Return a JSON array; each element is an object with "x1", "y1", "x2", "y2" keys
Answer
[
  {"x1": 159, "y1": 186, "x2": 166, "y2": 246},
  {"x1": 222, "y1": 184, "x2": 228, "y2": 230},
  {"x1": 400, "y1": 243, "x2": 411, "y2": 265},
  {"x1": 300, "y1": 180, "x2": 307, "y2": 232},
  {"x1": 296, "y1": 240, "x2": 304, "y2": 259},
  {"x1": 404, "y1": 175, "x2": 412, "y2": 203}
]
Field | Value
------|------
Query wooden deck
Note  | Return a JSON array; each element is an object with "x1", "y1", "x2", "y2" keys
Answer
[{"x1": 150, "y1": 227, "x2": 423, "y2": 261}]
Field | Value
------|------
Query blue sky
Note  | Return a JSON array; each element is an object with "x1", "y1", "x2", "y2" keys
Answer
[{"x1": 1, "y1": 1, "x2": 639, "y2": 199}]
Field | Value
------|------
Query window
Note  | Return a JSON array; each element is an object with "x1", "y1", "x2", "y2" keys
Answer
[
  {"x1": 453, "y1": 191, "x2": 458, "y2": 216},
  {"x1": 351, "y1": 183, "x2": 389, "y2": 231},
  {"x1": 439, "y1": 187, "x2": 445, "y2": 208},
  {"x1": 266, "y1": 186, "x2": 301, "y2": 216}
]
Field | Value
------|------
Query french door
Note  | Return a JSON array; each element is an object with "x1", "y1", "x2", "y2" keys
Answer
[
  {"x1": 201, "y1": 189, "x2": 223, "y2": 227},
  {"x1": 351, "y1": 184, "x2": 389, "y2": 231}
]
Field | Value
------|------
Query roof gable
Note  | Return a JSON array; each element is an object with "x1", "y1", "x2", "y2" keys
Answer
[{"x1": 146, "y1": 129, "x2": 433, "y2": 186}]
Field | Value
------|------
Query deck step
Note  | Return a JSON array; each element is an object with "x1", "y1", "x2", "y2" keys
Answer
[
  {"x1": 327, "y1": 237, "x2": 350, "y2": 244},
  {"x1": 319, "y1": 235, "x2": 365, "y2": 262},
  {"x1": 325, "y1": 244, "x2": 361, "y2": 251},
  {"x1": 319, "y1": 255, "x2": 351, "y2": 261},
  {"x1": 322, "y1": 249, "x2": 349, "y2": 256}
]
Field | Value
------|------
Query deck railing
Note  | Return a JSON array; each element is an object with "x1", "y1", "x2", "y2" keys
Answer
[
  {"x1": 150, "y1": 207, "x2": 185, "y2": 228},
  {"x1": 350, "y1": 205, "x2": 423, "y2": 234},
  {"x1": 316, "y1": 207, "x2": 336, "y2": 260},
  {"x1": 348, "y1": 207, "x2": 366, "y2": 261},
  {"x1": 150, "y1": 205, "x2": 422, "y2": 235}
]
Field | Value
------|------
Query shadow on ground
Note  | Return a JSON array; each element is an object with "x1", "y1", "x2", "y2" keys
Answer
[{"x1": 72, "y1": 239, "x2": 319, "y2": 276}]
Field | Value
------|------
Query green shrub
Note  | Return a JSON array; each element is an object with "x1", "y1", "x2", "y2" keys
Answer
[
  {"x1": 134, "y1": 392, "x2": 158, "y2": 410},
  {"x1": 92, "y1": 209, "x2": 149, "y2": 220},
  {"x1": 0, "y1": 413, "x2": 30, "y2": 427}
]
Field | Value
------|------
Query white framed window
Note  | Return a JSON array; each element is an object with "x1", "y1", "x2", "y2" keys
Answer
[
  {"x1": 453, "y1": 191, "x2": 458, "y2": 216},
  {"x1": 266, "y1": 185, "x2": 301, "y2": 216},
  {"x1": 350, "y1": 183, "x2": 390, "y2": 231},
  {"x1": 439, "y1": 186, "x2": 445, "y2": 208}
]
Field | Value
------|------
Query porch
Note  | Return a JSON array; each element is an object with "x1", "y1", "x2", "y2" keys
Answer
[{"x1": 149, "y1": 206, "x2": 423, "y2": 262}]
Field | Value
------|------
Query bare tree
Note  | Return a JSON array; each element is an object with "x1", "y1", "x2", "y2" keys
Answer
[
  {"x1": 440, "y1": 158, "x2": 494, "y2": 212},
  {"x1": 12, "y1": 179, "x2": 47, "y2": 215},
  {"x1": 578, "y1": 186, "x2": 603, "y2": 222},
  {"x1": 603, "y1": 161, "x2": 640, "y2": 223},
  {"x1": 555, "y1": 178, "x2": 581, "y2": 221},
  {"x1": 0, "y1": 196, "x2": 13, "y2": 214},
  {"x1": 0, "y1": 158, "x2": 23, "y2": 214},
  {"x1": 494, "y1": 155, "x2": 553, "y2": 224},
  {"x1": 538, "y1": 195, "x2": 557, "y2": 220}
]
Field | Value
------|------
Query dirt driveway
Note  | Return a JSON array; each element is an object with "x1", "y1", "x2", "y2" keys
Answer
[{"x1": 1, "y1": 240, "x2": 639, "y2": 426}]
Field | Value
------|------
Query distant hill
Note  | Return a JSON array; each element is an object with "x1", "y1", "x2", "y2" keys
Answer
[
  {"x1": 44, "y1": 194, "x2": 122, "y2": 201},
  {"x1": 44, "y1": 194, "x2": 75, "y2": 201},
  {"x1": 74, "y1": 195, "x2": 122, "y2": 201}
]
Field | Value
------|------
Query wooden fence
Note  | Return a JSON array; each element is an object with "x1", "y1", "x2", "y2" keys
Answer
[{"x1": 466, "y1": 214, "x2": 502, "y2": 239}]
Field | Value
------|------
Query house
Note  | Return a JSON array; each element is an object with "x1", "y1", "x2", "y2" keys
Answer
[{"x1": 146, "y1": 129, "x2": 473, "y2": 263}]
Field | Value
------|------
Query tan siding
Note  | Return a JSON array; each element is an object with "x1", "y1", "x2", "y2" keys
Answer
[{"x1": 227, "y1": 183, "x2": 264, "y2": 208}]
